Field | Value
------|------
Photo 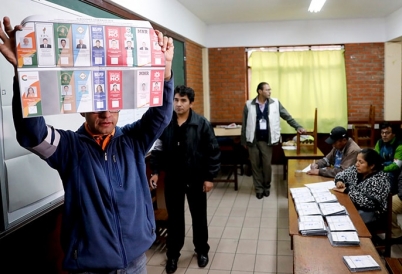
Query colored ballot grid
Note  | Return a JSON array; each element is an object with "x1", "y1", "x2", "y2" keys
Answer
[{"x1": 16, "y1": 16, "x2": 165, "y2": 117}]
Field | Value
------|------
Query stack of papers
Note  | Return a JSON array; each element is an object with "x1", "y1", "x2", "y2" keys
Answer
[
  {"x1": 290, "y1": 187, "x2": 311, "y2": 196},
  {"x1": 328, "y1": 231, "x2": 360, "y2": 246},
  {"x1": 295, "y1": 202, "x2": 322, "y2": 216},
  {"x1": 216, "y1": 123, "x2": 241, "y2": 129},
  {"x1": 313, "y1": 191, "x2": 338, "y2": 203},
  {"x1": 293, "y1": 195, "x2": 315, "y2": 203},
  {"x1": 326, "y1": 215, "x2": 356, "y2": 232},
  {"x1": 342, "y1": 255, "x2": 381, "y2": 272},
  {"x1": 319, "y1": 202, "x2": 347, "y2": 216},
  {"x1": 298, "y1": 215, "x2": 327, "y2": 236},
  {"x1": 290, "y1": 187, "x2": 315, "y2": 203},
  {"x1": 326, "y1": 215, "x2": 359, "y2": 246},
  {"x1": 304, "y1": 181, "x2": 335, "y2": 190}
]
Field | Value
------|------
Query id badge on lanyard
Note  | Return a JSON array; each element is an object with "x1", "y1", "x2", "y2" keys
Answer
[{"x1": 259, "y1": 118, "x2": 267, "y2": 130}]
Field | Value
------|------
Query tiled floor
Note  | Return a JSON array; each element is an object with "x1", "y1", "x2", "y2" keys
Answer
[
  {"x1": 145, "y1": 165, "x2": 402, "y2": 274},
  {"x1": 145, "y1": 165, "x2": 292, "y2": 274}
]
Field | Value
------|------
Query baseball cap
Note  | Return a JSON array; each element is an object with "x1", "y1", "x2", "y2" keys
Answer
[{"x1": 325, "y1": 126, "x2": 347, "y2": 144}]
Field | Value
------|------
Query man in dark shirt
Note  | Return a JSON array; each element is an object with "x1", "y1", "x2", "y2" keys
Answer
[{"x1": 149, "y1": 86, "x2": 221, "y2": 274}]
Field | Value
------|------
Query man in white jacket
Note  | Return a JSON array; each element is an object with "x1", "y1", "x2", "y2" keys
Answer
[{"x1": 241, "y1": 82, "x2": 305, "y2": 199}]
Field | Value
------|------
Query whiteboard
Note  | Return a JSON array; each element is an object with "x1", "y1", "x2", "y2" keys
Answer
[{"x1": 0, "y1": 0, "x2": 137, "y2": 232}]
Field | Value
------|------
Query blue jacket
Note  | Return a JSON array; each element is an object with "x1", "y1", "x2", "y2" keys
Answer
[{"x1": 12, "y1": 77, "x2": 173, "y2": 271}]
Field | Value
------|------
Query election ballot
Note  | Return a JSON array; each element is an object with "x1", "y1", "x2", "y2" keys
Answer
[{"x1": 16, "y1": 15, "x2": 165, "y2": 117}]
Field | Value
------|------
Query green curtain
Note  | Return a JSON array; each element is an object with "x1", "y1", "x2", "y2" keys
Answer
[{"x1": 248, "y1": 50, "x2": 348, "y2": 134}]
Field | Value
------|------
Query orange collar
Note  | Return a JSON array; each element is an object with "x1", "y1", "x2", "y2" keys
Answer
[{"x1": 84, "y1": 123, "x2": 115, "y2": 150}]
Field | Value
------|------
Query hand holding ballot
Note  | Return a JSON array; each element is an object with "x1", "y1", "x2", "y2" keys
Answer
[
  {"x1": 154, "y1": 29, "x2": 174, "y2": 80},
  {"x1": 0, "y1": 16, "x2": 22, "y2": 68},
  {"x1": 305, "y1": 160, "x2": 320, "y2": 175},
  {"x1": 306, "y1": 165, "x2": 319, "y2": 175}
]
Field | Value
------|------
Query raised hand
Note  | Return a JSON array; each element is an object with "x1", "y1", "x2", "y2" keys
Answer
[
  {"x1": 155, "y1": 29, "x2": 174, "y2": 80},
  {"x1": 0, "y1": 17, "x2": 22, "y2": 68}
]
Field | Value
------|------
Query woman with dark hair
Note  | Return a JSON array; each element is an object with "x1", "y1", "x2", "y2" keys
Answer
[
  {"x1": 26, "y1": 87, "x2": 35, "y2": 97},
  {"x1": 333, "y1": 148, "x2": 390, "y2": 224}
]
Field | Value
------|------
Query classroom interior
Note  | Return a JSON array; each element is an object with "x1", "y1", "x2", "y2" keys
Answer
[{"x1": 2, "y1": 0, "x2": 402, "y2": 273}]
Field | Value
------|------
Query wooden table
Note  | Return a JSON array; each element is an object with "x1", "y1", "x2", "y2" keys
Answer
[
  {"x1": 213, "y1": 127, "x2": 242, "y2": 190},
  {"x1": 287, "y1": 159, "x2": 371, "y2": 238},
  {"x1": 213, "y1": 127, "x2": 241, "y2": 137},
  {"x1": 282, "y1": 145, "x2": 324, "y2": 179},
  {"x1": 293, "y1": 236, "x2": 387, "y2": 274},
  {"x1": 385, "y1": 257, "x2": 402, "y2": 273}
]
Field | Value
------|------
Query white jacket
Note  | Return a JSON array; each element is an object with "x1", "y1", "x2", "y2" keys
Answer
[{"x1": 241, "y1": 97, "x2": 302, "y2": 146}]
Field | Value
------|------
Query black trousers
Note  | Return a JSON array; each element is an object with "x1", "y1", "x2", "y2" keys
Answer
[{"x1": 164, "y1": 178, "x2": 209, "y2": 259}]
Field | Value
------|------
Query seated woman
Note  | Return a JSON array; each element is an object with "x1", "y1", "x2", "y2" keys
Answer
[{"x1": 333, "y1": 148, "x2": 390, "y2": 225}]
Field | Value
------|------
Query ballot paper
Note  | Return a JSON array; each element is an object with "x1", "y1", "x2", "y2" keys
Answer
[
  {"x1": 329, "y1": 231, "x2": 360, "y2": 246},
  {"x1": 298, "y1": 215, "x2": 327, "y2": 236},
  {"x1": 326, "y1": 215, "x2": 356, "y2": 232},
  {"x1": 342, "y1": 255, "x2": 381, "y2": 272},
  {"x1": 319, "y1": 202, "x2": 347, "y2": 216}
]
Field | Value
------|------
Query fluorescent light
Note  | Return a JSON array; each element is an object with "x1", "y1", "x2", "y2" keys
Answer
[{"x1": 308, "y1": 0, "x2": 326, "y2": 13}]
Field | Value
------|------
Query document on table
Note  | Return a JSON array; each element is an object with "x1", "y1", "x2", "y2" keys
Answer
[
  {"x1": 291, "y1": 191, "x2": 314, "y2": 199},
  {"x1": 329, "y1": 231, "x2": 360, "y2": 246},
  {"x1": 319, "y1": 202, "x2": 347, "y2": 216},
  {"x1": 290, "y1": 187, "x2": 311, "y2": 195},
  {"x1": 293, "y1": 195, "x2": 316, "y2": 203},
  {"x1": 326, "y1": 215, "x2": 356, "y2": 231},
  {"x1": 298, "y1": 216, "x2": 327, "y2": 236},
  {"x1": 282, "y1": 146, "x2": 296, "y2": 150},
  {"x1": 342, "y1": 255, "x2": 381, "y2": 272},
  {"x1": 314, "y1": 193, "x2": 337, "y2": 203},
  {"x1": 299, "y1": 220, "x2": 327, "y2": 236},
  {"x1": 302, "y1": 164, "x2": 311, "y2": 172},
  {"x1": 295, "y1": 202, "x2": 322, "y2": 216},
  {"x1": 304, "y1": 181, "x2": 335, "y2": 190}
]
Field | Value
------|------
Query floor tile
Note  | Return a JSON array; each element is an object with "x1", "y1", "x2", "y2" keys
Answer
[{"x1": 209, "y1": 252, "x2": 235, "y2": 271}]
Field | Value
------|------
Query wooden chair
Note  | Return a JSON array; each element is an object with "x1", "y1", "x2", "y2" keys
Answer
[
  {"x1": 214, "y1": 138, "x2": 240, "y2": 191},
  {"x1": 296, "y1": 108, "x2": 317, "y2": 155},
  {"x1": 352, "y1": 105, "x2": 376, "y2": 148},
  {"x1": 150, "y1": 186, "x2": 168, "y2": 250},
  {"x1": 371, "y1": 192, "x2": 393, "y2": 257}
]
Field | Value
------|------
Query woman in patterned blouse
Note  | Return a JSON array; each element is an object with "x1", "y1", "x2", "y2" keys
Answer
[{"x1": 333, "y1": 148, "x2": 391, "y2": 225}]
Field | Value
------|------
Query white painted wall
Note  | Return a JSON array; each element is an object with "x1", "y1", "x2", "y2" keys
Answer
[
  {"x1": 109, "y1": 0, "x2": 402, "y2": 47},
  {"x1": 206, "y1": 18, "x2": 386, "y2": 48},
  {"x1": 386, "y1": 7, "x2": 402, "y2": 42},
  {"x1": 107, "y1": 0, "x2": 207, "y2": 45},
  {"x1": 384, "y1": 43, "x2": 402, "y2": 120}
]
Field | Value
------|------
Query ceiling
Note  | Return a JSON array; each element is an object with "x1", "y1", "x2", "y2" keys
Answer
[{"x1": 176, "y1": 0, "x2": 402, "y2": 25}]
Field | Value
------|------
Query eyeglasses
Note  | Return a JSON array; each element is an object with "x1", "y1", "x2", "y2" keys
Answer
[
  {"x1": 381, "y1": 131, "x2": 392, "y2": 135},
  {"x1": 90, "y1": 110, "x2": 121, "y2": 114}
]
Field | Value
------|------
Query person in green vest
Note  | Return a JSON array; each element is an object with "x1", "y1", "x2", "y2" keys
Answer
[{"x1": 374, "y1": 122, "x2": 402, "y2": 194}]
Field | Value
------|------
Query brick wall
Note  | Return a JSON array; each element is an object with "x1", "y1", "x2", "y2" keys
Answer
[
  {"x1": 208, "y1": 47, "x2": 248, "y2": 123},
  {"x1": 204, "y1": 43, "x2": 385, "y2": 124},
  {"x1": 185, "y1": 40, "x2": 204, "y2": 115},
  {"x1": 344, "y1": 43, "x2": 384, "y2": 122}
]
